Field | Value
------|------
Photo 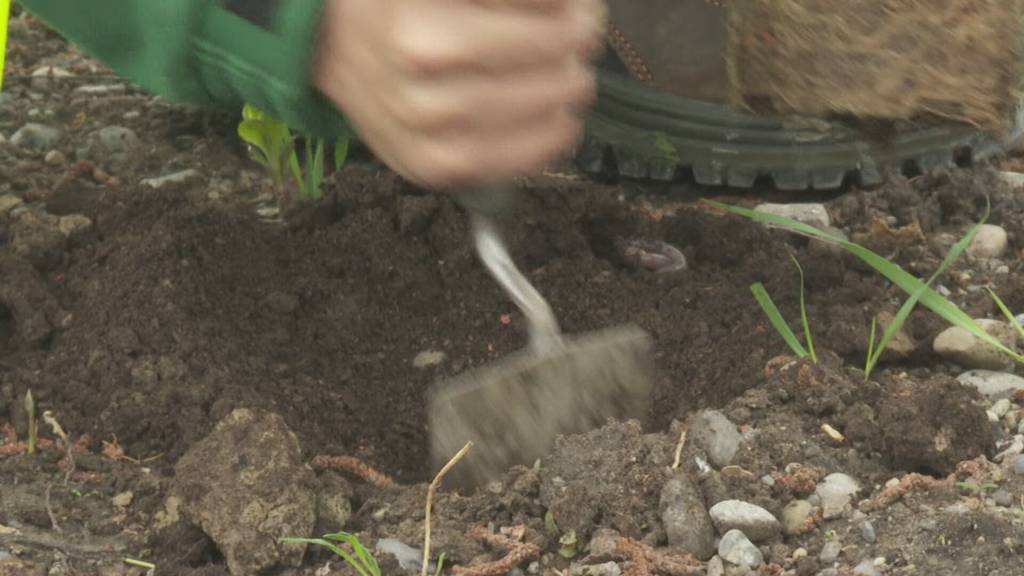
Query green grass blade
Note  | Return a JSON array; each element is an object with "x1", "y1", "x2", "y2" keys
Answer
[
  {"x1": 864, "y1": 214, "x2": 981, "y2": 378},
  {"x1": 281, "y1": 537, "x2": 373, "y2": 576},
  {"x1": 706, "y1": 200, "x2": 1024, "y2": 363},
  {"x1": 989, "y1": 288, "x2": 1024, "y2": 339},
  {"x1": 791, "y1": 255, "x2": 817, "y2": 363},
  {"x1": 334, "y1": 136, "x2": 350, "y2": 171},
  {"x1": 865, "y1": 317, "x2": 877, "y2": 374},
  {"x1": 751, "y1": 282, "x2": 809, "y2": 358}
]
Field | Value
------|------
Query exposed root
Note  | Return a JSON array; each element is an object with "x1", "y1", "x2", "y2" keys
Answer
[
  {"x1": 310, "y1": 454, "x2": 396, "y2": 487},
  {"x1": 45, "y1": 483, "x2": 61, "y2": 533},
  {"x1": 423, "y1": 441, "x2": 472, "y2": 576},
  {"x1": 615, "y1": 537, "x2": 703, "y2": 576},
  {"x1": 865, "y1": 473, "x2": 950, "y2": 511},
  {"x1": 772, "y1": 466, "x2": 821, "y2": 496},
  {"x1": 451, "y1": 525, "x2": 540, "y2": 576}
]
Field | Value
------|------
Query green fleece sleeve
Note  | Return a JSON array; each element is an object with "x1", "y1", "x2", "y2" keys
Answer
[{"x1": 17, "y1": 0, "x2": 349, "y2": 138}]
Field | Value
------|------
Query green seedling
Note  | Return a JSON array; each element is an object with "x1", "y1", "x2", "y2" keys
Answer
[
  {"x1": 282, "y1": 531, "x2": 381, "y2": 576},
  {"x1": 434, "y1": 553, "x2": 446, "y2": 576},
  {"x1": 863, "y1": 209, "x2": 986, "y2": 379},
  {"x1": 238, "y1": 104, "x2": 295, "y2": 196},
  {"x1": 239, "y1": 104, "x2": 352, "y2": 202},
  {"x1": 988, "y1": 288, "x2": 1024, "y2": 339},
  {"x1": 706, "y1": 199, "x2": 1024, "y2": 367},
  {"x1": 751, "y1": 255, "x2": 817, "y2": 362},
  {"x1": 25, "y1": 389, "x2": 36, "y2": 454}
]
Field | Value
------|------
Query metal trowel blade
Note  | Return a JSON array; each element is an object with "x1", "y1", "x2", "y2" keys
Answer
[{"x1": 428, "y1": 323, "x2": 653, "y2": 489}]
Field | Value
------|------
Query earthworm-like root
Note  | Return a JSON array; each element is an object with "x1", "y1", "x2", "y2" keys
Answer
[
  {"x1": 310, "y1": 454, "x2": 396, "y2": 487},
  {"x1": 616, "y1": 537, "x2": 704, "y2": 576},
  {"x1": 451, "y1": 525, "x2": 540, "y2": 576},
  {"x1": 866, "y1": 473, "x2": 949, "y2": 511}
]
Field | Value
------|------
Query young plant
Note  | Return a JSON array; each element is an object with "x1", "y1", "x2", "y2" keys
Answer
[
  {"x1": 238, "y1": 104, "x2": 295, "y2": 196},
  {"x1": 863, "y1": 209, "x2": 986, "y2": 379},
  {"x1": 751, "y1": 255, "x2": 817, "y2": 362},
  {"x1": 282, "y1": 531, "x2": 381, "y2": 576},
  {"x1": 706, "y1": 199, "x2": 1024, "y2": 370}
]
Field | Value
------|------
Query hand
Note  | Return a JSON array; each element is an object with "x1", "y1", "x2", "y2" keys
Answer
[{"x1": 312, "y1": 0, "x2": 604, "y2": 188}]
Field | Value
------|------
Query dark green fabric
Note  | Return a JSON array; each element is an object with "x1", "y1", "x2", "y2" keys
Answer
[{"x1": 17, "y1": 0, "x2": 349, "y2": 138}]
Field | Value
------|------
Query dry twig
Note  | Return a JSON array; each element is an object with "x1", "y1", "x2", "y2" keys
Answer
[
  {"x1": 451, "y1": 526, "x2": 540, "y2": 576},
  {"x1": 310, "y1": 454, "x2": 396, "y2": 487},
  {"x1": 671, "y1": 429, "x2": 687, "y2": 470},
  {"x1": 45, "y1": 483, "x2": 61, "y2": 533},
  {"x1": 43, "y1": 411, "x2": 74, "y2": 484},
  {"x1": 616, "y1": 537, "x2": 703, "y2": 576},
  {"x1": 422, "y1": 441, "x2": 472, "y2": 576}
]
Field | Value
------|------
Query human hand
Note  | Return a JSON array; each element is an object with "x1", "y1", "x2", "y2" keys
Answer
[{"x1": 312, "y1": 0, "x2": 604, "y2": 188}]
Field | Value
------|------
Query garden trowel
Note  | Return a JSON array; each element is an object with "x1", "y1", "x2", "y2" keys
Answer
[{"x1": 427, "y1": 185, "x2": 653, "y2": 489}]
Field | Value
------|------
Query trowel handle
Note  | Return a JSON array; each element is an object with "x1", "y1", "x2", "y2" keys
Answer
[{"x1": 456, "y1": 185, "x2": 565, "y2": 354}]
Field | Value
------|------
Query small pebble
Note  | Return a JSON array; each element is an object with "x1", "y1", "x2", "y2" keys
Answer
[
  {"x1": 141, "y1": 169, "x2": 202, "y2": 189},
  {"x1": 10, "y1": 123, "x2": 60, "y2": 149},
  {"x1": 934, "y1": 321, "x2": 1018, "y2": 371},
  {"x1": 43, "y1": 149, "x2": 65, "y2": 166},
  {"x1": 968, "y1": 224, "x2": 1009, "y2": 259},
  {"x1": 413, "y1": 350, "x2": 447, "y2": 368},
  {"x1": 992, "y1": 399, "x2": 1013, "y2": 418},
  {"x1": 853, "y1": 558, "x2": 881, "y2": 576},
  {"x1": 754, "y1": 202, "x2": 831, "y2": 229},
  {"x1": 861, "y1": 521, "x2": 876, "y2": 543},
  {"x1": 1014, "y1": 456, "x2": 1024, "y2": 476},
  {"x1": 111, "y1": 491, "x2": 134, "y2": 508},
  {"x1": 819, "y1": 541, "x2": 841, "y2": 564},
  {"x1": 717, "y1": 529, "x2": 763, "y2": 568}
]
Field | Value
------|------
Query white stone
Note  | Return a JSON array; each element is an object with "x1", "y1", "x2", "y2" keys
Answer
[
  {"x1": 968, "y1": 224, "x2": 1009, "y2": 259},
  {"x1": 412, "y1": 350, "x2": 447, "y2": 368},
  {"x1": 815, "y1": 473, "x2": 861, "y2": 520},
  {"x1": 718, "y1": 529, "x2": 763, "y2": 568},
  {"x1": 754, "y1": 202, "x2": 831, "y2": 229},
  {"x1": 958, "y1": 370, "x2": 1024, "y2": 399},
  {"x1": 933, "y1": 320, "x2": 1018, "y2": 370},
  {"x1": 141, "y1": 169, "x2": 202, "y2": 189},
  {"x1": 708, "y1": 500, "x2": 780, "y2": 542}
]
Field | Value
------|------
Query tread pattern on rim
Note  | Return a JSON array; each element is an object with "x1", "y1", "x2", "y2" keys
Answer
[{"x1": 579, "y1": 71, "x2": 1024, "y2": 190}]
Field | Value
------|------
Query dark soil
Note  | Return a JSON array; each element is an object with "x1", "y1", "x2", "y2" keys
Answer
[{"x1": 3, "y1": 11, "x2": 1024, "y2": 576}]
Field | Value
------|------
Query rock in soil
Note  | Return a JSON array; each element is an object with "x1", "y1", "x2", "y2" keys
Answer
[
  {"x1": 957, "y1": 370, "x2": 1024, "y2": 400},
  {"x1": 570, "y1": 562, "x2": 622, "y2": 576},
  {"x1": 659, "y1": 472, "x2": 715, "y2": 559},
  {"x1": 172, "y1": 408, "x2": 317, "y2": 576},
  {"x1": 717, "y1": 529, "x2": 763, "y2": 568},
  {"x1": 10, "y1": 122, "x2": 60, "y2": 149},
  {"x1": 753, "y1": 202, "x2": 831, "y2": 229},
  {"x1": 688, "y1": 409, "x2": 743, "y2": 468},
  {"x1": 707, "y1": 500, "x2": 780, "y2": 542},
  {"x1": 967, "y1": 224, "x2": 1009, "y2": 259},
  {"x1": 932, "y1": 320, "x2": 1018, "y2": 370},
  {"x1": 780, "y1": 499, "x2": 815, "y2": 536},
  {"x1": 814, "y1": 473, "x2": 861, "y2": 520}
]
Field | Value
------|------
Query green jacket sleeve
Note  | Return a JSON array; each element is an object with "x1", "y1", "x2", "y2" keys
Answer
[{"x1": 18, "y1": 0, "x2": 350, "y2": 138}]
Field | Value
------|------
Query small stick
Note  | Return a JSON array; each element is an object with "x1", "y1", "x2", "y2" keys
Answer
[
  {"x1": 671, "y1": 430, "x2": 687, "y2": 470},
  {"x1": 45, "y1": 483, "x2": 61, "y2": 533},
  {"x1": 422, "y1": 441, "x2": 472, "y2": 576},
  {"x1": 310, "y1": 454, "x2": 396, "y2": 487},
  {"x1": 43, "y1": 411, "x2": 73, "y2": 484}
]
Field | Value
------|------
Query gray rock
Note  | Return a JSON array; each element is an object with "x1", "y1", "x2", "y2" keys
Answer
[
  {"x1": 819, "y1": 541, "x2": 841, "y2": 564},
  {"x1": 376, "y1": 539, "x2": 427, "y2": 571},
  {"x1": 1015, "y1": 456, "x2": 1024, "y2": 476},
  {"x1": 818, "y1": 569, "x2": 840, "y2": 576},
  {"x1": 72, "y1": 84, "x2": 127, "y2": 96},
  {"x1": 413, "y1": 350, "x2": 447, "y2": 369},
  {"x1": 957, "y1": 370, "x2": 1024, "y2": 400},
  {"x1": 780, "y1": 500, "x2": 815, "y2": 536},
  {"x1": 142, "y1": 169, "x2": 202, "y2": 189},
  {"x1": 815, "y1": 473, "x2": 861, "y2": 520},
  {"x1": 706, "y1": 556, "x2": 725, "y2": 576},
  {"x1": 172, "y1": 408, "x2": 316, "y2": 576},
  {"x1": 708, "y1": 500, "x2": 781, "y2": 542},
  {"x1": 754, "y1": 202, "x2": 831, "y2": 229},
  {"x1": 569, "y1": 562, "x2": 621, "y2": 576},
  {"x1": 111, "y1": 491, "x2": 134, "y2": 508},
  {"x1": 853, "y1": 559, "x2": 881, "y2": 576},
  {"x1": 689, "y1": 410, "x2": 743, "y2": 468},
  {"x1": 87, "y1": 125, "x2": 140, "y2": 154},
  {"x1": 718, "y1": 529, "x2": 763, "y2": 568},
  {"x1": 10, "y1": 123, "x2": 60, "y2": 149},
  {"x1": 660, "y1": 474, "x2": 716, "y2": 559},
  {"x1": 968, "y1": 224, "x2": 1009, "y2": 259},
  {"x1": 586, "y1": 528, "x2": 620, "y2": 559},
  {"x1": 29, "y1": 66, "x2": 71, "y2": 89},
  {"x1": 860, "y1": 521, "x2": 876, "y2": 543},
  {"x1": 934, "y1": 320, "x2": 1018, "y2": 370}
]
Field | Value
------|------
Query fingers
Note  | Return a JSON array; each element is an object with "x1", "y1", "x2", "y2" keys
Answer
[{"x1": 389, "y1": 2, "x2": 603, "y2": 75}]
